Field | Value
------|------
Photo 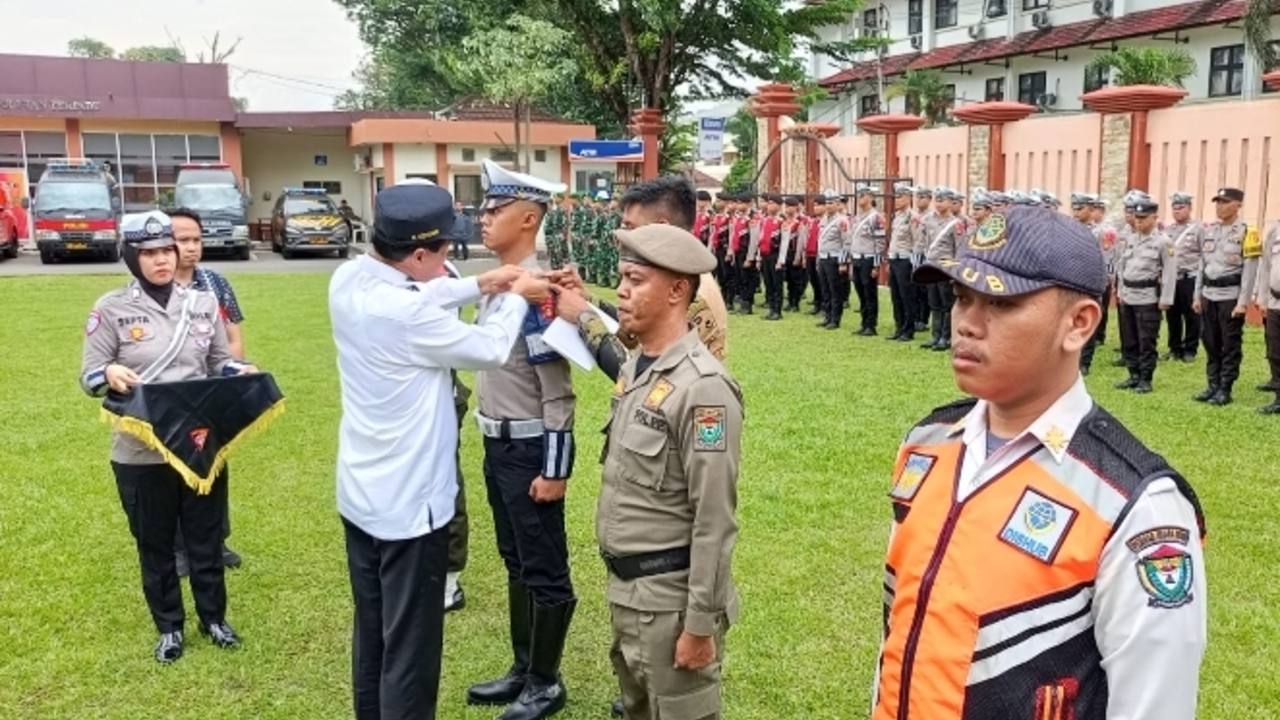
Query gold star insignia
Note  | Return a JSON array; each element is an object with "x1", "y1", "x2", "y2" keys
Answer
[{"x1": 1044, "y1": 426, "x2": 1069, "y2": 454}]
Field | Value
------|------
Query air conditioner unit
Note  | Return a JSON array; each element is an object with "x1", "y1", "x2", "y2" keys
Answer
[
  {"x1": 1032, "y1": 10, "x2": 1053, "y2": 29},
  {"x1": 1092, "y1": 0, "x2": 1113, "y2": 17},
  {"x1": 910, "y1": 34, "x2": 922, "y2": 50},
  {"x1": 1036, "y1": 92, "x2": 1059, "y2": 109},
  {"x1": 968, "y1": 24, "x2": 985, "y2": 40}
]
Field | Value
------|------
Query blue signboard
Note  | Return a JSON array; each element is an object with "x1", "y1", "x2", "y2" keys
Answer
[{"x1": 568, "y1": 139, "x2": 644, "y2": 162}]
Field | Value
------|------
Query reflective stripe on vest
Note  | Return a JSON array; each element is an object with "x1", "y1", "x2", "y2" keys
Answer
[{"x1": 874, "y1": 420, "x2": 1124, "y2": 720}]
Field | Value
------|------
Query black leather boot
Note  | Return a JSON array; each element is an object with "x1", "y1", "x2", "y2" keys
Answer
[
  {"x1": 1194, "y1": 385, "x2": 1220, "y2": 403},
  {"x1": 1260, "y1": 393, "x2": 1280, "y2": 414},
  {"x1": 468, "y1": 582, "x2": 533, "y2": 705},
  {"x1": 1208, "y1": 384, "x2": 1234, "y2": 406},
  {"x1": 499, "y1": 599, "x2": 577, "y2": 720},
  {"x1": 1115, "y1": 370, "x2": 1139, "y2": 390}
]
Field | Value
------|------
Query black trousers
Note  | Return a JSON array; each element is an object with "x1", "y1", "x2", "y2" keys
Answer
[
  {"x1": 888, "y1": 258, "x2": 917, "y2": 337},
  {"x1": 174, "y1": 465, "x2": 231, "y2": 553},
  {"x1": 760, "y1": 250, "x2": 783, "y2": 313},
  {"x1": 1166, "y1": 276, "x2": 1200, "y2": 357},
  {"x1": 1202, "y1": 298, "x2": 1246, "y2": 389},
  {"x1": 112, "y1": 462, "x2": 227, "y2": 633},
  {"x1": 915, "y1": 283, "x2": 930, "y2": 325},
  {"x1": 482, "y1": 436, "x2": 573, "y2": 606},
  {"x1": 736, "y1": 252, "x2": 759, "y2": 309},
  {"x1": 786, "y1": 260, "x2": 807, "y2": 308},
  {"x1": 1120, "y1": 303, "x2": 1163, "y2": 379},
  {"x1": 818, "y1": 258, "x2": 847, "y2": 325},
  {"x1": 1267, "y1": 310, "x2": 1280, "y2": 384},
  {"x1": 714, "y1": 245, "x2": 733, "y2": 306},
  {"x1": 928, "y1": 283, "x2": 954, "y2": 342},
  {"x1": 344, "y1": 519, "x2": 447, "y2": 720},
  {"x1": 852, "y1": 257, "x2": 879, "y2": 331},
  {"x1": 806, "y1": 256, "x2": 823, "y2": 309}
]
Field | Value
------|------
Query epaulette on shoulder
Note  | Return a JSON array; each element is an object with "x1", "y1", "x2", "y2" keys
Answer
[
  {"x1": 688, "y1": 345, "x2": 726, "y2": 377},
  {"x1": 917, "y1": 397, "x2": 977, "y2": 428}
]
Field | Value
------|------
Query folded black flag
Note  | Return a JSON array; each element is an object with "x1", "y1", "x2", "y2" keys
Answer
[{"x1": 102, "y1": 374, "x2": 285, "y2": 494}]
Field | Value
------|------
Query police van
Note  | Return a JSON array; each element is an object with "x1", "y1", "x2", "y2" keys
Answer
[
  {"x1": 174, "y1": 163, "x2": 251, "y2": 260},
  {"x1": 269, "y1": 187, "x2": 350, "y2": 259},
  {"x1": 33, "y1": 159, "x2": 121, "y2": 264}
]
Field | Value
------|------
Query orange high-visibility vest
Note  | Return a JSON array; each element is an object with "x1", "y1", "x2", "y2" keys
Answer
[{"x1": 874, "y1": 399, "x2": 1203, "y2": 720}]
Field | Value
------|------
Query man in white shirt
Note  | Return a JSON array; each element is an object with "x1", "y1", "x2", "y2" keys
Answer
[
  {"x1": 872, "y1": 207, "x2": 1206, "y2": 719},
  {"x1": 329, "y1": 182, "x2": 547, "y2": 720}
]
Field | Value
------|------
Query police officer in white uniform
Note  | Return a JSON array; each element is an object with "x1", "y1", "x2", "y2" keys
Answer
[{"x1": 330, "y1": 182, "x2": 543, "y2": 720}]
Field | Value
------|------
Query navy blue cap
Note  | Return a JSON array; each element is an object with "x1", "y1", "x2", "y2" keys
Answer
[
  {"x1": 374, "y1": 184, "x2": 457, "y2": 247},
  {"x1": 913, "y1": 206, "x2": 1108, "y2": 298},
  {"x1": 1132, "y1": 200, "x2": 1159, "y2": 216}
]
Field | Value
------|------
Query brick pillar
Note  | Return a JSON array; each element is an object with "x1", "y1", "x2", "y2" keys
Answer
[
  {"x1": 748, "y1": 83, "x2": 801, "y2": 192},
  {"x1": 65, "y1": 119, "x2": 83, "y2": 157},
  {"x1": 435, "y1": 144, "x2": 449, "y2": 190},
  {"x1": 950, "y1": 101, "x2": 1037, "y2": 191},
  {"x1": 219, "y1": 122, "x2": 243, "y2": 181},
  {"x1": 1082, "y1": 85, "x2": 1188, "y2": 215},
  {"x1": 628, "y1": 109, "x2": 664, "y2": 180},
  {"x1": 383, "y1": 143, "x2": 396, "y2": 188}
]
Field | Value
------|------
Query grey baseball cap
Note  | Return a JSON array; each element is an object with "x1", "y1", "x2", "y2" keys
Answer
[{"x1": 913, "y1": 206, "x2": 1108, "y2": 298}]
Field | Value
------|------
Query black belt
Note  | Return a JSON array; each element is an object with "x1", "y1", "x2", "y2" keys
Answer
[
  {"x1": 1204, "y1": 274, "x2": 1242, "y2": 288},
  {"x1": 1271, "y1": 289, "x2": 1280, "y2": 301},
  {"x1": 1122, "y1": 279, "x2": 1159, "y2": 289},
  {"x1": 603, "y1": 546, "x2": 691, "y2": 580}
]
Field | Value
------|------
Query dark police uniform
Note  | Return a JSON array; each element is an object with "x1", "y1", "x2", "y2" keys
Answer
[
  {"x1": 600, "y1": 224, "x2": 743, "y2": 720},
  {"x1": 469, "y1": 160, "x2": 578, "y2": 720}
]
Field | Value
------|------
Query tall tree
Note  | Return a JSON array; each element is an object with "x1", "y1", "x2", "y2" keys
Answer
[
  {"x1": 1243, "y1": 0, "x2": 1278, "y2": 74},
  {"x1": 67, "y1": 37, "x2": 115, "y2": 59},
  {"x1": 1085, "y1": 47, "x2": 1197, "y2": 88},
  {"x1": 886, "y1": 70, "x2": 953, "y2": 126},
  {"x1": 454, "y1": 15, "x2": 577, "y2": 171}
]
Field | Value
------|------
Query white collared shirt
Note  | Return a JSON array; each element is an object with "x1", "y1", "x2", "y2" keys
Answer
[
  {"x1": 946, "y1": 376, "x2": 1207, "y2": 719},
  {"x1": 329, "y1": 255, "x2": 527, "y2": 540}
]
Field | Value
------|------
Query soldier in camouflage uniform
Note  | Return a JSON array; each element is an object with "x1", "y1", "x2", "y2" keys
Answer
[
  {"x1": 543, "y1": 195, "x2": 569, "y2": 270},
  {"x1": 598, "y1": 200, "x2": 622, "y2": 288},
  {"x1": 573, "y1": 196, "x2": 595, "y2": 283}
]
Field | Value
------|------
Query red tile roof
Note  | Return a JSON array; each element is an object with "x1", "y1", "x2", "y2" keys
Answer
[{"x1": 819, "y1": 0, "x2": 1256, "y2": 88}]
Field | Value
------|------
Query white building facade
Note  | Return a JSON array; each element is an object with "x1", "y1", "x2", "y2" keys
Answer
[{"x1": 810, "y1": 0, "x2": 1280, "y2": 133}]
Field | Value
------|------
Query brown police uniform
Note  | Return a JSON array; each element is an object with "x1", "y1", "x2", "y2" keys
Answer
[{"x1": 598, "y1": 225, "x2": 743, "y2": 720}]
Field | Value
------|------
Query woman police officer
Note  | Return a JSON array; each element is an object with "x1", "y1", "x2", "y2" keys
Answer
[{"x1": 79, "y1": 210, "x2": 258, "y2": 663}]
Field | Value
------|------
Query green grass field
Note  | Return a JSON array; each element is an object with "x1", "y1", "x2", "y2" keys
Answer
[{"x1": 1, "y1": 271, "x2": 1279, "y2": 719}]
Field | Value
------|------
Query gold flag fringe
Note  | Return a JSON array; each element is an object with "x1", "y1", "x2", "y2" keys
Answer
[{"x1": 100, "y1": 399, "x2": 286, "y2": 494}]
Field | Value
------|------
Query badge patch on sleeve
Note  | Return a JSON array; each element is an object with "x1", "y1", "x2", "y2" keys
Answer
[
  {"x1": 85, "y1": 310, "x2": 101, "y2": 336},
  {"x1": 692, "y1": 406, "x2": 726, "y2": 452},
  {"x1": 1127, "y1": 526, "x2": 1194, "y2": 609},
  {"x1": 890, "y1": 453, "x2": 935, "y2": 501},
  {"x1": 998, "y1": 489, "x2": 1078, "y2": 563}
]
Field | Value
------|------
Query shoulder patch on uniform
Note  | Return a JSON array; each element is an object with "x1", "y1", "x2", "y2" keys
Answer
[
  {"x1": 692, "y1": 406, "x2": 727, "y2": 452},
  {"x1": 85, "y1": 310, "x2": 101, "y2": 336},
  {"x1": 1243, "y1": 225, "x2": 1262, "y2": 259},
  {"x1": 1127, "y1": 526, "x2": 1194, "y2": 609},
  {"x1": 891, "y1": 452, "x2": 934, "y2": 501},
  {"x1": 644, "y1": 378, "x2": 676, "y2": 410},
  {"x1": 997, "y1": 488, "x2": 1078, "y2": 564}
]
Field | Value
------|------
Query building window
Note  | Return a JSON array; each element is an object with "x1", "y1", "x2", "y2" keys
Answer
[
  {"x1": 863, "y1": 8, "x2": 880, "y2": 36},
  {"x1": 1018, "y1": 71, "x2": 1047, "y2": 106},
  {"x1": 943, "y1": 84, "x2": 957, "y2": 108},
  {"x1": 188, "y1": 135, "x2": 221, "y2": 162},
  {"x1": 985, "y1": 77, "x2": 1006, "y2": 101},
  {"x1": 935, "y1": 0, "x2": 958, "y2": 29},
  {"x1": 860, "y1": 93, "x2": 880, "y2": 117},
  {"x1": 21, "y1": 132, "x2": 68, "y2": 199},
  {"x1": 534, "y1": 149, "x2": 547, "y2": 163},
  {"x1": 1209, "y1": 44, "x2": 1245, "y2": 97},
  {"x1": 461, "y1": 148, "x2": 476, "y2": 163},
  {"x1": 908, "y1": 0, "x2": 923, "y2": 35},
  {"x1": 1023, "y1": 0, "x2": 1049, "y2": 9},
  {"x1": 490, "y1": 148, "x2": 517, "y2": 163},
  {"x1": 454, "y1": 174, "x2": 482, "y2": 207},
  {"x1": 987, "y1": 0, "x2": 1007, "y2": 18},
  {"x1": 303, "y1": 180, "x2": 343, "y2": 195},
  {"x1": 1084, "y1": 64, "x2": 1109, "y2": 93},
  {"x1": 1264, "y1": 41, "x2": 1280, "y2": 93}
]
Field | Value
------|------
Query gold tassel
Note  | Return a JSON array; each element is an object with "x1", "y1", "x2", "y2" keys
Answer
[{"x1": 100, "y1": 399, "x2": 286, "y2": 495}]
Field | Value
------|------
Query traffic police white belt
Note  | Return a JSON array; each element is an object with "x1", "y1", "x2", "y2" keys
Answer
[
  {"x1": 889, "y1": 252, "x2": 913, "y2": 260},
  {"x1": 475, "y1": 412, "x2": 545, "y2": 440}
]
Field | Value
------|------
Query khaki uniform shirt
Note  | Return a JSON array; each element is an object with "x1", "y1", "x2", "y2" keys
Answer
[
  {"x1": 597, "y1": 330, "x2": 743, "y2": 636},
  {"x1": 847, "y1": 209, "x2": 884, "y2": 258},
  {"x1": 817, "y1": 213, "x2": 847, "y2": 259},
  {"x1": 912, "y1": 210, "x2": 936, "y2": 257},
  {"x1": 926, "y1": 214, "x2": 963, "y2": 263},
  {"x1": 889, "y1": 209, "x2": 914, "y2": 257},
  {"x1": 1254, "y1": 221, "x2": 1280, "y2": 311},
  {"x1": 80, "y1": 280, "x2": 239, "y2": 464},
  {"x1": 1194, "y1": 218, "x2": 1260, "y2": 305},
  {"x1": 1166, "y1": 220, "x2": 1204, "y2": 276},
  {"x1": 476, "y1": 253, "x2": 575, "y2": 431},
  {"x1": 1116, "y1": 230, "x2": 1177, "y2": 306}
]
